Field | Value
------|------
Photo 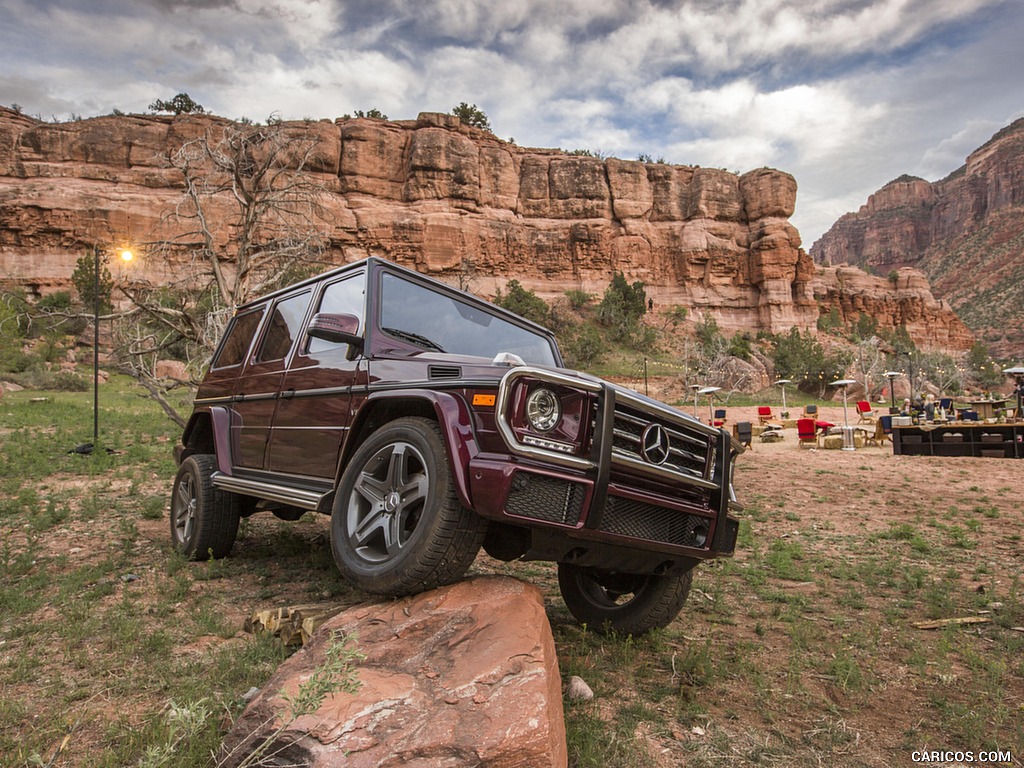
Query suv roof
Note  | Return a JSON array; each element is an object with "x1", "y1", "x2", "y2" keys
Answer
[{"x1": 237, "y1": 256, "x2": 557, "y2": 340}]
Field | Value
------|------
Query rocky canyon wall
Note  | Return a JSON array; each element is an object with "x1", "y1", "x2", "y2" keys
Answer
[
  {"x1": 810, "y1": 118, "x2": 1024, "y2": 357},
  {"x1": 0, "y1": 107, "x2": 969, "y2": 351}
]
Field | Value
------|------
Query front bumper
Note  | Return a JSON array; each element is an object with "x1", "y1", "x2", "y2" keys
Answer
[{"x1": 476, "y1": 368, "x2": 740, "y2": 564}]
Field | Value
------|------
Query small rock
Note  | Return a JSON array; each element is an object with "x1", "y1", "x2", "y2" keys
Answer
[
  {"x1": 120, "y1": 573, "x2": 139, "y2": 583},
  {"x1": 241, "y1": 687, "x2": 261, "y2": 703},
  {"x1": 565, "y1": 675, "x2": 593, "y2": 701}
]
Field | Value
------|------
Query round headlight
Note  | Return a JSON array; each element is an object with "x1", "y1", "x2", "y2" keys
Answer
[{"x1": 525, "y1": 387, "x2": 561, "y2": 432}]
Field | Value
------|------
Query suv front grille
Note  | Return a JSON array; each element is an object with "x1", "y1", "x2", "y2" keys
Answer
[
  {"x1": 505, "y1": 473, "x2": 585, "y2": 526},
  {"x1": 607, "y1": 404, "x2": 714, "y2": 483},
  {"x1": 601, "y1": 496, "x2": 710, "y2": 548}
]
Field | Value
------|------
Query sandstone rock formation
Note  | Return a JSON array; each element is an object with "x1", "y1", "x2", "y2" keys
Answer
[
  {"x1": 812, "y1": 266, "x2": 973, "y2": 351},
  {"x1": 811, "y1": 119, "x2": 1024, "y2": 357},
  {"x1": 0, "y1": 106, "x2": 969, "y2": 351},
  {"x1": 220, "y1": 576, "x2": 566, "y2": 768}
]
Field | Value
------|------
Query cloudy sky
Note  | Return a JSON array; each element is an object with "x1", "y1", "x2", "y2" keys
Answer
[{"x1": 2, "y1": 0, "x2": 1022, "y2": 245}]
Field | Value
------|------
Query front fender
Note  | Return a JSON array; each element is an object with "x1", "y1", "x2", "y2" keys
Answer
[{"x1": 341, "y1": 390, "x2": 480, "y2": 511}]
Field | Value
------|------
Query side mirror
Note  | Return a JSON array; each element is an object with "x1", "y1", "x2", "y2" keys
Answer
[{"x1": 306, "y1": 313, "x2": 363, "y2": 347}]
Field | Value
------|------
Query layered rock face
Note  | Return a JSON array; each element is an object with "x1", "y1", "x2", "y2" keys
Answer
[
  {"x1": 0, "y1": 107, "x2": 968, "y2": 350},
  {"x1": 811, "y1": 119, "x2": 1024, "y2": 357},
  {"x1": 813, "y1": 266, "x2": 973, "y2": 351}
]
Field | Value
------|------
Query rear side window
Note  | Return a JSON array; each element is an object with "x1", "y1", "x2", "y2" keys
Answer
[
  {"x1": 255, "y1": 291, "x2": 312, "y2": 363},
  {"x1": 306, "y1": 273, "x2": 366, "y2": 356},
  {"x1": 212, "y1": 310, "x2": 263, "y2": 369}
]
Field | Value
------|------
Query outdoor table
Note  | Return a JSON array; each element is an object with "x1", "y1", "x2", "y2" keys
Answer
[
  {"x1": 891, "y1": 421, "x2": 1023, "y2": 458},
  {"x1": 963, "y1": 399, "x2": 1006, "y2": 420}
]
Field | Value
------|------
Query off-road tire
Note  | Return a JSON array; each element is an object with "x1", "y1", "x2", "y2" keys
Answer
[
  {"x1": 169, "y1": 454, "x2": 240, "y2": 560},
  {"x1": 557, "y1": 563, "x2": 693, "y2": 635},
  {"x1": 331, "y1": 417, "x2": 485, "y2": 595}
]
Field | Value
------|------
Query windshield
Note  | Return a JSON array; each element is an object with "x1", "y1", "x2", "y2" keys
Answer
[{"x1": 379, "y1": 273, "x2": 559, "y2": 366}]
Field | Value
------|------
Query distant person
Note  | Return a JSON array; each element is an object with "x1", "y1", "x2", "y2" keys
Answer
[
  {"x1": 900, "y1": 398, "x2": 912, "y2": 416},
  {"x1": 923, "y1": 393, "x2": 936, "y2": 421}
]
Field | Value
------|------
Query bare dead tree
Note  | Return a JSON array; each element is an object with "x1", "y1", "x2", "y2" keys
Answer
[
  {"x1": 853, "y1": 337, "x2": 884, "y2": 398},
  {"x1": 112, "y1": 119, "x2": 334, "y2": 426}
]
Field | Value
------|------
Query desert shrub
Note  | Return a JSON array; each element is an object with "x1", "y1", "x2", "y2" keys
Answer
[
  {"x1": 597, "y1": 273, "x2": 647, "y2": 343},
  {"x1": 854, "y1": 312, "x2": 878, "y2": 341},
  {"x1": 772, "y1": 327, "x2": 848, "y2": 395},
  {"x1": 727, "y1": 333, "x2": 752, "y2": 361},
  {"x1": 564, "y1": 289, "x2": 592, "y2": 309},
  {"x1": 817, "y1": 306, "x2": 842, "y2": 333},
  {"x1": 493, "y1": 280, "x2": 549, "y2": 325},
  {"x1": 561, "y1": 324, "x2": 604, "y2": 370},
  {"x1": 9, "y1": 364, "x2": 88, "y2": 391},
  {"x1": 451, "y1": 102, "x2": 491, "y2": 131}
]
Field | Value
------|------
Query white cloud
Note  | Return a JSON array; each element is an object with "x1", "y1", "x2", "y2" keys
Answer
[{"x1": 1, "y1": 0, "x2": 1022, "y2": 246}]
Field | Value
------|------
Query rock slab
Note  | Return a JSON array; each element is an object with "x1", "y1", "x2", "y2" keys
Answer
[{"x1": 220, "y1": 576, "x2": 567, "y2": 768}]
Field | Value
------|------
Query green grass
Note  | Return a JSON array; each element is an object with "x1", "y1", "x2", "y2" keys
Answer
[{"x1": 2, "y1": 375, "x2": 1024, "y2": 766}]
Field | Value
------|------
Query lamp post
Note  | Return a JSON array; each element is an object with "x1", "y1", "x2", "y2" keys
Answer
[
  {"x1": 690, "y1": 384, "x2": 701, "y2": 418},
  {"x1": 829, "y1": 378, "x2": 858, "y2": 451},
  {"x1": 1003, "y1": 365, "x2": 1024, "y2": 420},
  {"x1": 882, "y1": 370, "x2": 901, "y2": 413},
  {"x1": 90, "y1": 245, "x2": 133, "y2": 447},
  {"x1": 773, "y1": 378, "x2": 792, "y2": 416},
  {"x1": 897, "y1": 351, "x2": 916, "y2": 402}
]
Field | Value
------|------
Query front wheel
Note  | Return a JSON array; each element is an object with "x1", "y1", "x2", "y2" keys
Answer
[
  {"x1": 557, "y1": 564, "x2": 693, "y2": 636},
  {"x1": 330, "y1": 417, "x2": 485, "y2": 595},
  {"x1": 169, "y1": 454, "x2": 240, "y2": 559}
]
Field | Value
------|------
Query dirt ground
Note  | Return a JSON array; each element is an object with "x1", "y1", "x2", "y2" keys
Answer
[
  {"x1": 3, "y1": 397, "x2": 1023, "y2": 767},
  {"x1": 671, "y1": 403, "x2": 1024, "y2": 767}
]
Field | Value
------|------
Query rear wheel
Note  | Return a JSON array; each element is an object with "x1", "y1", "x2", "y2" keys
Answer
[
  {"x1": 331, "y1": 417, "x2": 485, "y2": 595},
  {"x1": 169, "y1": 454, "x2": 240, "y2": 559},
  {"x1": 557, "y1": 563, "x2": 692, "y2": 635}
]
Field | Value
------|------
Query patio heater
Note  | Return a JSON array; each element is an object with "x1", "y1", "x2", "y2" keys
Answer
[
  {"x1": 829, "y1": 378, "x2": 858, "y2": 451},
  {"x1": 882, "y1": 370, "x2": 901, "y2": 413},
  {"x1": 690, "y1": 384, "x2": 702, "y2": 418},
  {"x1": 698, "y1": 386, "x2": 721, "y2": 425},
  {"x1": 773, "y1": 378, "x2": 792, "y2": 416},
  {"x1": 1003, "y1": 366, "x2": 1024, "y2": 420}
]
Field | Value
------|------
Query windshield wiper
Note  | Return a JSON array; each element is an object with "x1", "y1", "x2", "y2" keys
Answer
[{"x1": 381, "y1": 327, "x2": 446, "y2": 353}]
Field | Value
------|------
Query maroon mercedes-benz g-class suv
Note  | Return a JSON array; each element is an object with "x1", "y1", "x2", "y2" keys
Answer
[{"x1": 171, "y1": 257, "x2": 741, "y2": 634}]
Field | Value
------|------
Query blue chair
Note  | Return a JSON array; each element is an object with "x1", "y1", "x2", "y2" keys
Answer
[
  {"x1": 962, "y1": 410, "x2": 979, "y2": 422},
  {"x1": 713, "y1": 408, "x2": 727, "y2": 427}
]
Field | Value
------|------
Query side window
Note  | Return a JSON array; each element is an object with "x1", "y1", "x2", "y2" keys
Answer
[
  {"x1": 212, "y1": 309, "x2": 263, "y2": 369},
  {"x1": 306, "y1": 273, "x2": 366, "y2": 355},
  {"x1": 254, "y1": 291, "x2": 311, "y2": 363}
]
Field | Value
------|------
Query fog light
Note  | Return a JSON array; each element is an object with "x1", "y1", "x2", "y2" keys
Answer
[{"x1": 693, "y1": 525, "x2": 709, "y2": 547}]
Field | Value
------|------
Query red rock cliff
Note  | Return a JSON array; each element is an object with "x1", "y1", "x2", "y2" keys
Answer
[
  {"x1": 810, "y1": 119, "x2": 1024, "y2": 357},
  {"x1": 0, "y1": 108, "x2": 969, "y2": 351}
]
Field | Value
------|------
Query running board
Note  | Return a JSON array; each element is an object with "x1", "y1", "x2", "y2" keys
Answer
[{"x1": 212, "y1": 472, "x2": 328, "y2": 511}]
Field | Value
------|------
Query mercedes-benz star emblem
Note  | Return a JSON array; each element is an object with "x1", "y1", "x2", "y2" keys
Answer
[{"x1": 641, "y1": 423, "x2": 671, "y2": 465}]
